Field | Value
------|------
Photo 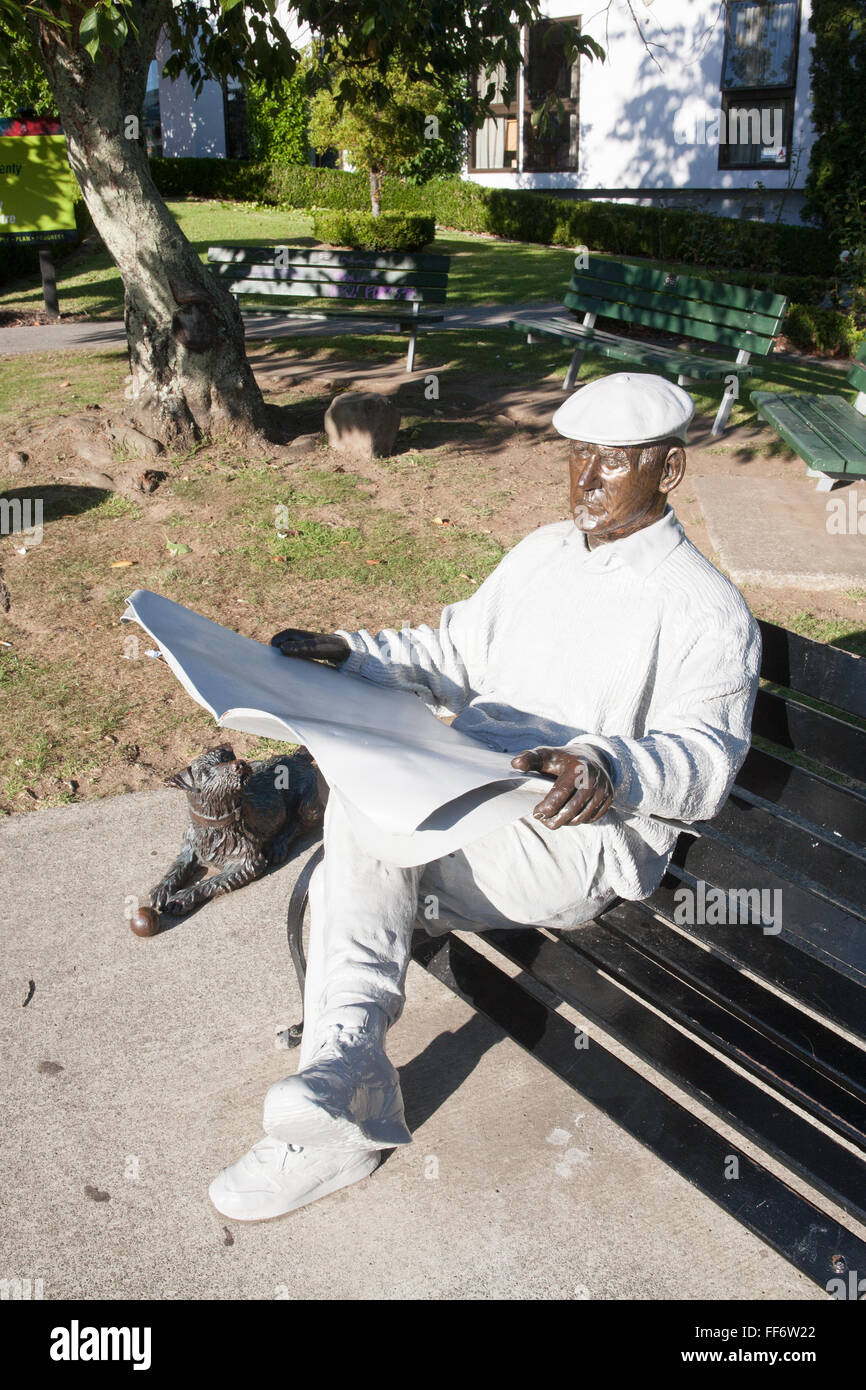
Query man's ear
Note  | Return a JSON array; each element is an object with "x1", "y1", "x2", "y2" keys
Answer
[{"x1": 659, "y1": 445, "x2": 686, "y2": 495}]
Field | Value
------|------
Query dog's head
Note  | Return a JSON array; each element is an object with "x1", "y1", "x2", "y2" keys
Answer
[{"x1": 167, "y1": 745, "x2": 253, "y2": 813}]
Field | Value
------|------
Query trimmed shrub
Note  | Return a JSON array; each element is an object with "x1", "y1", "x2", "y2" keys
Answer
[
  {"x1": 312, "y1": 209, "x2": 435, "y2": 252},
  {"x1": 148, "y1": 160, "x2": 837, "y2": 276}
]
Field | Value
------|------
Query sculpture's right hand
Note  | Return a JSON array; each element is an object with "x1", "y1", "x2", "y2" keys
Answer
[{"x1": 269, "y1": 628, "x2": 351, "y2": 667}]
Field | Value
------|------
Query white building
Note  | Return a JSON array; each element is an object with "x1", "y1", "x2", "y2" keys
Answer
[
  {"x1": 468, "y1": 0, "x2": 816, "y2": 224},
  {"x1": 147, "y1": 1, "x2": 818, "y2": 225}
]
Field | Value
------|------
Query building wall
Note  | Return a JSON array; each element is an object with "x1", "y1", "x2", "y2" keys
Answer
[
  {"x1": 467, "y1": 0, "x2": 816, "y2": 224},
  {"x1": 155, "y1": 31, "x2": 226, "y2": 159}
]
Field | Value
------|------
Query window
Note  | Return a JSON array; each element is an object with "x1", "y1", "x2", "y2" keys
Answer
[
  {"x1": 523, "y1": 20, "x2": 580, "y2": 172},
  {"x1": 719, "y1": 0, "x2": 800, "y2": 169},
  {"x1": 471, "y1": 59, "x2": 519, "y2": 171},
  {"x1": 468, "y1": 16, "x2": 581, "y2": 174}
]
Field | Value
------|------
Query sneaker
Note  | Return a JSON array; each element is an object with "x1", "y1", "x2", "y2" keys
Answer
[
  {"x1": 263, "y1": 1023, "x2": 412, "y2": 1151},
  {"x1": 208, "y1": 1136, "x2": 381, "y2": 1222}
]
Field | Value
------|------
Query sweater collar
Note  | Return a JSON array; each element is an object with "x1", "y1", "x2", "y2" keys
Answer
[{"x1": 570, "y1": 506, "x2": 684, "y2": 577}]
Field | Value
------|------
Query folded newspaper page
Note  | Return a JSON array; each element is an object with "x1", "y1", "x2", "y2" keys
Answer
[{"x1": 122, "y1": 590, "x2": 548, "y2": 866}]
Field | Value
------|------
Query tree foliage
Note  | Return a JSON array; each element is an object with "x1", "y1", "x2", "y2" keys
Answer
[{"x1": 803, "y1": 0, "x2": 866, "y2": 262}]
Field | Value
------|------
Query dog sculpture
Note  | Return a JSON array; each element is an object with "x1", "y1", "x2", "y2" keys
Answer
[{"x1": 149, "y1": 744, "x2": 323, "y2": 916}]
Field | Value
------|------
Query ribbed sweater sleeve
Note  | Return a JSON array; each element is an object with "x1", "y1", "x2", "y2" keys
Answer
[
  {"x1": 333, "y1": 560, "x2": 504, "y2": 716},
  {"x1": 577, "y1": 606, "x2": 761, "y2": 824}
]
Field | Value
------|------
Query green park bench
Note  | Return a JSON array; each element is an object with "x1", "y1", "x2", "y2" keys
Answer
[
  {"x1": 284, "y1": 622, "x2": 866, "y2": 1293},
  {"x1": 509, "y1": 257, "x2": 789, "y2": 437},
  {"x1": 752, "y1": 340, "x2": 866, "y2": 491},
  {"x1": 207, "y1": 245, "x2": 450, "y2": 373}
]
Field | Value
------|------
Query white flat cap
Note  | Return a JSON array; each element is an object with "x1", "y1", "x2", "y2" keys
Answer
[{"x1": 552, "y1": 372, "x2": 695, "y2": 445}]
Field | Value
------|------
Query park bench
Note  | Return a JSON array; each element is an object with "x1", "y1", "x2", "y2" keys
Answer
[
  {"x1": 509, "y1": 257, "x2": 789, "y2": 437},
  {"x1": 285, "y1": 621, "x2": 866, "y2": 1293},
  {"x1": 752, "y1": 341, "x2": 866, "y2": 491},
  {"x1": 206, "y1": 245, "x2": 450, "y2": 373}
]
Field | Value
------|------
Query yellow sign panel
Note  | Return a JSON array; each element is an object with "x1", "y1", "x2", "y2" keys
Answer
[{"x1": 0, "y1": 134, "x2": 78, "y2": 243}]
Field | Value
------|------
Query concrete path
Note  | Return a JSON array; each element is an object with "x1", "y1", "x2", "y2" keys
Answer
[
  {"x1": 0, "y1": 787, "x2": 838, "y2": 1300},
  {"x1": 0, "y1": 304, "x2": 563, "y2": 356}
]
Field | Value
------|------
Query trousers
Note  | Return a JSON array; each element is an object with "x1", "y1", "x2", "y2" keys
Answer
[{"x1": 297, "y1": 787, "x2": 616, "y2": 1068}]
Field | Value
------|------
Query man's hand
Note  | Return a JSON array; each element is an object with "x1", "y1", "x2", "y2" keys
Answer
[
  {"x1": 270, "y1": 628, "x2": 351, "y2": 667},
  {"x1": 511, "y1": 746, "x2": 614, "y2": 829}
]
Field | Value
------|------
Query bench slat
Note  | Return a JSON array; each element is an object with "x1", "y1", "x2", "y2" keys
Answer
[
  {"x1": 210, "y1": 275, "x2": 446, "y2": 305},
  {"x1": 576, "y1": 257, "x2": 788, "y2": 320},
  {"x1": 599, "y1": 900, "x2": 866, "y2": 1105},
  {"x1": 699, "y1": 792, "x2": 866, "y2": 917},
  {"x1": 568, "y1": 271, "x2": 784, "y2": 340},
  {"x1": 759, "y1": 620, "x2": 866, "y2": 719},
  {"x1": 511, "y1": 317, "x2": 750, "y2": 380},
  {"x1": 735, "y1": 745, "x2": 866, "y2": 844},
  {"x1": 752, "y1": 686, "x2": 866, "y2": 783},
  {"x1": 562, "y1": 291, "x2": 777, "y2": 354},
  {"x1": 752, "y1": 392, "x2": 866, "y2": 472},
  {"x1": 806, "y1": 394, "x2": 866, "y2": 455},
  {"x1": 414, "y1": 929, "x2": 866, "y2": 1284},
  {"x1": 207, "y1": 245, "x2": 450, "y2": 272},
  {"x1": 650, "y1": 871, "x2": 866, "y2": 1040},
  {"x1": 569, "y1": 911, "x2": 866, "y2": 1151},
  {"x1": 209, "y1": 261, "x2": 449, "y2": 291}
]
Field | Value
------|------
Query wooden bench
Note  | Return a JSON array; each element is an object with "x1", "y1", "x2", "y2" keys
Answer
[
  {"x1": 752, "y1": 341, "x2": 866, "y2": 491},
  {"x1": 284, "y1": 621, "x2": 866, "y2": 1293},
  {"x1": 509, "y1": 257, "x2": 789, "y2": 437},
  {"x1": 207, "y1": 245, "x2": 450, "y2": 373}
]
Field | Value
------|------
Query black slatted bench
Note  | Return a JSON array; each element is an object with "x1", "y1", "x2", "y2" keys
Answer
[
  {"x1": 284, "y1": 622, "x2": 866, "y2": 1293},
  {"x1": 752, "y1": 340, "x2": 866, "y2": 491},
  {"x1": 207, "y1": 245, "x2": 450, "y2": 373},
  {"x1": 508, "y1": 256, "x2": 789, "y2": 436}
]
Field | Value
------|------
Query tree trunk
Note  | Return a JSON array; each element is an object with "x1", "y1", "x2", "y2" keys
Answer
[
  {"x1": 369, "y1": 166, "x2": 384, "y2": 217},
  {"x1": 29, "y1": 6, "x2": 268, "y2": 445}
]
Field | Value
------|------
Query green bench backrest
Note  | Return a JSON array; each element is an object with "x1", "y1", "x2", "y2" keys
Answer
[
  {"x1": 847, "y1": 339, "x2": 866, "y2": 394},
  {"x1": 207, "y1": 246, "x2": 450, "y2": 306},
  {"x1": 563, "y1": 257, "x2": 789, "y2": 357}
]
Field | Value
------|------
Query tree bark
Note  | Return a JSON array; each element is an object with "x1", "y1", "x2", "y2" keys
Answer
[
  {"x1": 29, "y1": 5, "x2": 268, "y2": 445},
  {"x1": 369, "y1": 166, "x2": 383, "y2": 217}
]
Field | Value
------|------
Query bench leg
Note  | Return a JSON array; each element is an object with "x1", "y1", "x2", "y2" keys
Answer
[
  {"x1": 526, "y1": 333, "x2": 535, "y2": 345},
  {"x1": 806, "y1": 465, "x2": 845, "y2": 492},
  {"x1": 282, "y1": 844, "x2": 324, "y2": 1047},
  {"x1": 712, "y1": 384, "x2": 737, "y2": 436},
  {"x1": 406, "y1": 326, "x2": 418, "y2": 374},
  {"x1": 563, "y1": 346, "x2": 584, "y2": 392}
]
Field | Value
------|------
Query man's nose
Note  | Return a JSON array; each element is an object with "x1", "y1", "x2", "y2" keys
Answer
[{"x1": 577, "y1": 455, "x2": 601, "y2": 488}]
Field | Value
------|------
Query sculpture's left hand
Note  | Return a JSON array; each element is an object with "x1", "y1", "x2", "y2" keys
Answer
[{"x1": 510, "y1": 747, "x2": 614, "y2": 829}]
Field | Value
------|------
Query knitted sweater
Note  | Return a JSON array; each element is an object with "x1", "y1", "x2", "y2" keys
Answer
[{"x1": 335, "y1": 507, "x2": 761, "y2": 901}]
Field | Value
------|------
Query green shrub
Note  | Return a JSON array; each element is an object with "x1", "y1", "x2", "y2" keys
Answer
[
  {"x1": 312, "y1": 208, "x2": 435, "y2": 252},
  {"x1": 783, "y1": 302, "x2": 865, "y2": 355},
  {"x1": 247, "y1": 72, "x2": 310, "y2": 166},
  {"x1": 149, "y1": 160, "x2": 837, "y2": 276}
]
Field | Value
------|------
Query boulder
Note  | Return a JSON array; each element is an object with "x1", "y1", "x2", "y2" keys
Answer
[
  {"x1": 324, "y1": 392, "x2": 400, "y2": 460},
  {"x1": 6, "y1": 451, "x2": 28, "y2": 474}
]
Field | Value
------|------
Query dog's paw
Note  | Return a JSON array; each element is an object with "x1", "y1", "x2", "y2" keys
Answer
[{"x1": 160, "y1": 890, "x2": 198, "y2": 916}]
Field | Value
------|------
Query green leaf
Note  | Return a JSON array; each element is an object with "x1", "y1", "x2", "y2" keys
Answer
[{"x1": 166, "y1": 541, "x2": 191, "y2": 556}]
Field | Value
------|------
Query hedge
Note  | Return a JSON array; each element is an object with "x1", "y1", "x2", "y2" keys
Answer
[
  {"x1": 149, "y1": 159, "x2": 841, "y2": 277},
  {"x1": 312, "y1": 209, "x2": 435, "y2": 252}
]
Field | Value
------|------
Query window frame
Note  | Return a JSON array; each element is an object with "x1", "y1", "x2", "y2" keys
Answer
[{"x1": 718, "y1": 0, "x2": 801, "y2": 172}]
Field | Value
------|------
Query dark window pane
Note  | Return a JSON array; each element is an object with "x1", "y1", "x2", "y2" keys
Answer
[
  {"x1": 526, "y1": 20, "x2": 580, "y2": 103},
  {"x1": 718, "y1": 93, "x2": 793, "y2": 168}
]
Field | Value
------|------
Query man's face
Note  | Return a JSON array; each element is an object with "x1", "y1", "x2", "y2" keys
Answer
[{"x1": 568, "y1": 437, "x2": 685, "y2": 545}]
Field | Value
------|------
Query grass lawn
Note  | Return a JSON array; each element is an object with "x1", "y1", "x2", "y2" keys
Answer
[{"x1": 1, "y1": 196, "x2": 823, "y2": 320}]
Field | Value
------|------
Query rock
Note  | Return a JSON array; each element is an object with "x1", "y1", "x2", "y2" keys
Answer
[
  {"x1": 106, "y1": 423, "x2": 163, "y2": 458},
  {"x1": 74, "y1": 439, "x2": 115, "y2": 469},
  {"x1": 324, "y1": 392, "x2": 400, "y2": 460},
  {"x1": 287, "y1": 433, "x2": 321, "y2": 453},
  {"x1": 6, "y1": 451, "x2": 28, "y2": 474}
]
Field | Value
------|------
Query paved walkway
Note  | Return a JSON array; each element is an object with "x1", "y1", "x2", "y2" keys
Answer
[
  {"x1": 0, "y1": 787, "x2": 831, "y2": 1300},
  {"x1": 0, "y1": 304, "x2": 564, "y2": 356}
]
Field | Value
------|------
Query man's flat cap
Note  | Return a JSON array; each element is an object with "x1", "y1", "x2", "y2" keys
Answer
[{"x1": 552, "y1": 372, "x2": 695, "y2": 445}]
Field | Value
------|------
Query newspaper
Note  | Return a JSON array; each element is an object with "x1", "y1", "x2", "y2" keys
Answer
[{"x1": 122, "y1": 590, "x2": 549, "y2": 866}]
